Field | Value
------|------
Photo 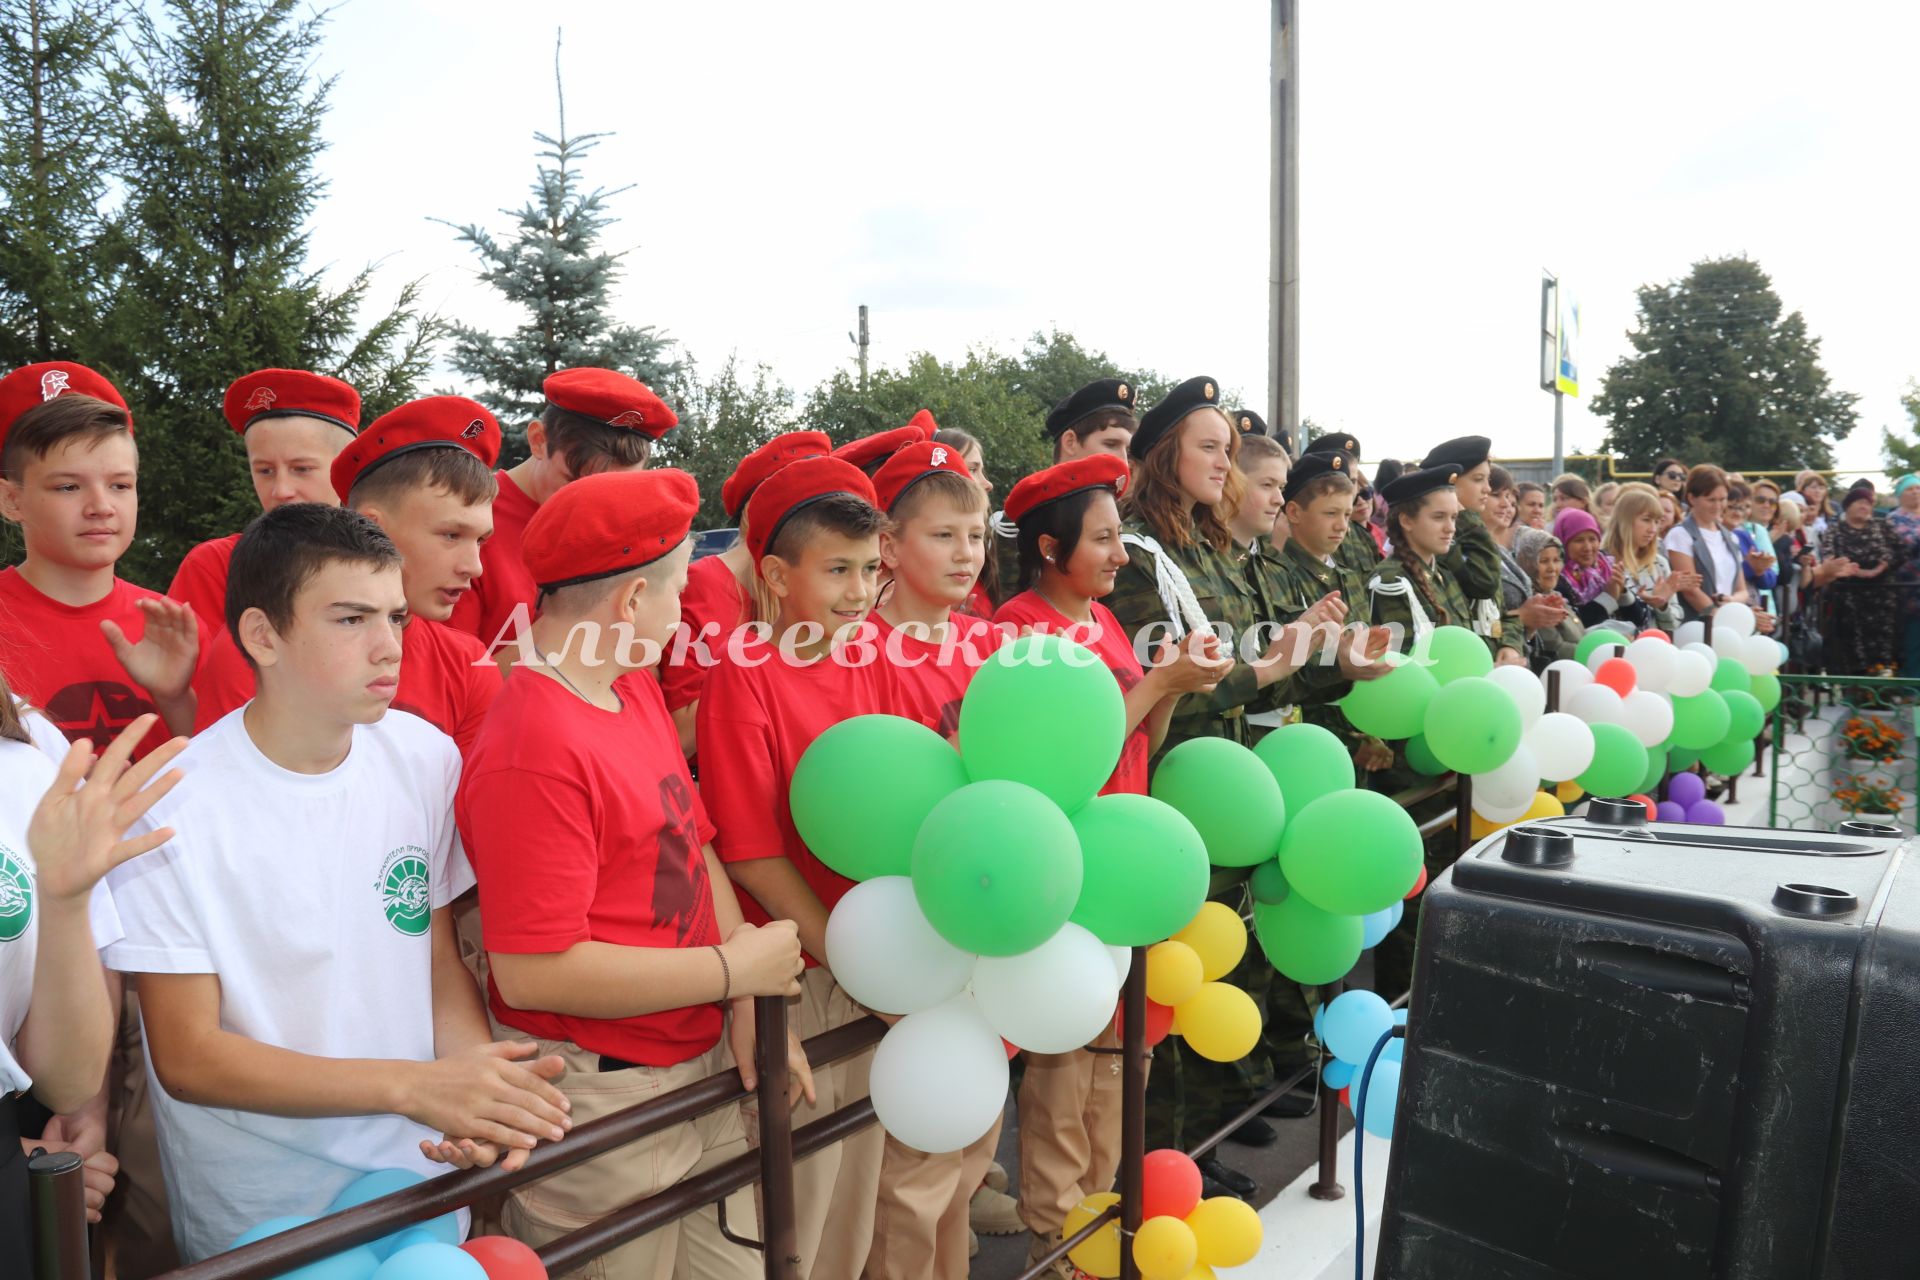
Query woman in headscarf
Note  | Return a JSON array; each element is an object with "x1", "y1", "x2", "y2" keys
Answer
[{"x1": 1824, "y1": 482, "x2": 1901, "y2": 674}]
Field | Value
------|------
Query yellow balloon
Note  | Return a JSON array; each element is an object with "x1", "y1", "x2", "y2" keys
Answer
[
  {"x1": 1132, "y1": 1215, "x2": 1199, "y2": 1280},
  {"x1": 1172, "y1": 901, "x2": 1247, "y2": 983},
  {"x1": 1062, "y1": 1192, "x2": 1122, "y2": 1278},
  {"x1": 1522, "y1": 790, "x2": 1566, "y2": 821},
  {"x1": 1175, "y1": 982, "x2": 1261, "y2": 1063},
  {"x1": 1185, "y1": 1196, "x2": 1263, "y2": 1268},
  {"x1": 1146, "y1": 940, "x2": 1205, "y2": 1007},
  {"x1": 1180, "y1": 1268, "x2": 1217, "y2": 1280},
  {"x1": 1555, "y1": 779, "x2": 1584, "y2": 803},
  {"x1": 1469, "y1": 809, "x2": 1512, "y2": 840}
]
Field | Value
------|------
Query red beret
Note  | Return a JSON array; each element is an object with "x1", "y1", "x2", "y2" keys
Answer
[
  {"x1": 223, "y1": 369, "x2": 361, "y2": 435},
  {"x1": 1003, "y1": 455, "x2": 1131, "y2": 526},
  {"x1": 832, "y1": 418, "x2": 935, "y2": 474},
  {"x1": 330, "y1": 395, "x2": 503, "y2": 501},
  {"x1": 871, "y1": 440, "x2": 976, "y2": 512},
  {"x1": 543, "y1": 367, "x2": 678, "y2": 440},
  {"x1": 722, "y1": 430, "x2": 833, "y2": 522},
  {"x1": 523, "y1": 468, "x2": 700, "y2": 591},
  {"x1": 744, "y1": 455, "x2": 879, "y2": 576},
  {"x1": 0, "y1": 362, "x2": 130, "y2": 456},
  {"x1": 905, "y1": 408, "x2": 939, "y2": 436}
]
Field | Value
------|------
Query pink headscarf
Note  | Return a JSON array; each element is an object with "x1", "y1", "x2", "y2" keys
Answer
[{"x1": 1552, "y1": 508, "x2": 1614, "y2": 603}]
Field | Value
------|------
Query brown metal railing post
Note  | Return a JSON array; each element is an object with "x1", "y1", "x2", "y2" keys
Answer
[
  {"x1": 1454, "y1": 773, "x2": 1474, "y2": 859},
  {"x1": 1546, "y1": 668, "x2": 1561, "y2": 714},
  {"x1": 1118, "y1": 946, "x2": 1147, "y2": 1280},
  {"x1": 754, "y1": 996, "x2": 800, "y2": 1279},
  {"x1": 29, "y1": 1149, "x2": 90, "y2": 1280},
  {"x1": 1307, "y1": 977, "x2": 1344, "y2": 1201}
]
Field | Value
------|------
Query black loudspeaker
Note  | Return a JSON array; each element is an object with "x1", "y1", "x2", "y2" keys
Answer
[{"x1": 1376, "y1": 807, "x2": 1920, "y2": 1279}]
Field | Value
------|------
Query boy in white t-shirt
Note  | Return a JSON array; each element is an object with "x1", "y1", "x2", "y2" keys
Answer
[{"x1": 105, "y1": 503, "x2": 573, "y2": 1262}]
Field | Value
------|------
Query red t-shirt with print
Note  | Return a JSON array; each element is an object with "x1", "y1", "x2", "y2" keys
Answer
[
  {"x1": 869, "y1": 610, "x2": 1003, "y2": 739},
  {"x1": 993, "y1": 592, "x2": 1149, "y2": 796},
  {"x1": 391, "y1": 617, "x2": 501, "y2": 758},
  {"x1": 166, "y1": 532, "x2": 240, "y2": 632},
  {"x1": 459, "y1": 669, "x2": 723, "y2": 1067},
  {"x1": 660, "y1": 553, "x2": 750, "y2": 714},
  {"x1": 446, "y1": 470, "x2": 538, "y2": 651}
]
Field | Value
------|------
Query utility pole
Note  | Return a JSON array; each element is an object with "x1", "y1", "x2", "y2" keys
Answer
[
  {"x1": 852, "y1": 304, "x2": 870, "y2": 392},
  {"x1": 1269, "y1": 0, "x2": 1299, "y2": 455}
]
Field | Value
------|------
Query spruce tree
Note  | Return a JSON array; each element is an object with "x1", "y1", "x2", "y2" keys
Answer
[{"x1": 439, "y1": 34, "x2": 679, "y2": 462}]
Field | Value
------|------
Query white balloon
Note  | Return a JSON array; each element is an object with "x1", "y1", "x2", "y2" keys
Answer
[
  {"x1": 870, "y1": 995, "x2": 1010, "y2": 1153},
  {"x1": 1107, "y1": 945, "x2": 1133, "y2": 985},
  {"x1": 1683, "y1": 642, "x2": 1719, "y2": 665},
  {"x1": 1668, "y1": 649, "x2": 1714, "y2": 696},
  {"x1": 1715, "y1": 601, "x2": 1756, "y2": 638},
  {"x1": 1740, "y1": 633, "x2": 1780, "y2": 676},
  {"x1": 1585, "y1": 640, "x2": 1629, "y2": 673},
  {"x1": 1474, "y1": 745, "x2": 1541, "y2": 811},
  {"x1": 1711, "y1": 625, "x2": 1746, "y2": 659},
  {"x1": 1675, "y1": 621, "x2": 1706, "y2": 649},
  {"x1": 1621, "y1": 690, "x2": 1676, "y2": 749},
  {"x1": 1487, "y1": 665, "x2": 1547, "y2": 728},
  {"x1": 1527, "y1": 712, "x2": 1596, "y2": 782},
  {"x1": 1544, "y1": 659, "x2": 1593, "y2": 699},
  {"x1": 1567, "y1": 682, "x2": 1626, "y2": 726},
  {"x1": 1623, "y1": 637, "x2": 1678, "y2": 693},
  {"x1": 825, "y1": 877, "x2": 976, "y2": 1016},
  {"x1": 1471, "y1": 789, "x2": 1533, "y2": 824},
  {"x1": 972, "y1": 923, "x2": 1121, "y2": 1054}
]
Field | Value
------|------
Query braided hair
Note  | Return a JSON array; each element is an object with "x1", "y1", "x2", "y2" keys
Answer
[{"x1": 1386, "y1": 496, "x2": 1451, "y2": 627}]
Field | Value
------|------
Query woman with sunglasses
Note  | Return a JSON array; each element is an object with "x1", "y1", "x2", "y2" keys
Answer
[{"x1": 1652, "y1": 458, "x2": 1688, "y2": 497}]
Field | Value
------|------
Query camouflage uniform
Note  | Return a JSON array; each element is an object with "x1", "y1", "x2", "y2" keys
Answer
[
  {"x1": 1444, "y1": 508, "x2": 1527, "y2": 658},
  {"x1": 1267, "y1": 538, "x2": 1374, "y2": 747},
  {"x1": 1334, "y1": 519, "x2": 1381, "y2": 579}
]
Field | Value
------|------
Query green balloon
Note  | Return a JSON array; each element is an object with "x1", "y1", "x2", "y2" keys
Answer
[
  {"x1": 1339, "y1": 651, "x2": 1438, "y2": 740},
  {"x1": 1668, "y1": 745, "x2": 1703, "y2": 771},
  {"x1": 912, "y1": 780, "x2": 1083, "y2": 956},
  {"x1": 1416, "y1": 625, "x2": 1494, "y2": 685},
  {"x1": 1701, "y1": 735, "x2": 1755, "y2": 777},
  {"x1": 1250, "y1": 859, "x2": 1293, "y2": 905},
  {"x1": 1068, "y1": 794, "x2": 1210, "y2": 946},
  {"x1": 1709, "y1": 657, "x2": 1753, "y2": 696},
  {"x1": 1422, "y1": 677, "x2": 1522, "y2": 775},
  {"x1": 1254, "y1": 893, "x2": 1365, "y2": 985},
  {"x1": 1670, "y1": 690, "x2": 1732, "y2": 751},
  {"x1": 959, "y1": 633, "x2": 1124, "y2": 813},
  {"x1": 1722, "y1": 689, "x2": 1764, "y2": 742},
  {"x1": 1751, "y1": 673, "x2": 1782, "y2": 714},
  {"x1": 792, "y1": 714, "x2": 970, "y2": 881},
  {"x1": 1405, "y1": 734, "x2": 1448, "y2": 777},
  {"x1": 1151, "y1": 738, "x2": 1286, "y2": 868},
  {"x1": 1575, "y1": 630, "x2": 1628, "y2": 665},
  {"x1": 1253, "y1": 723, "x2": 1356, "y2": 816},
  {"x1": 1638, "y1": 745, "x2": 1670, "y2": 795},
  {"x1": 1277, "y1": 789, "x2": 1422, "y2": 916},
  {"x1": 1577, "y1": 723, "x2": 1650, "y2": 798}
]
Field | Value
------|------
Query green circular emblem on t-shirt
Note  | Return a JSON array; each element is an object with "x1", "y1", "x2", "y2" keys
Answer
[
  {"x1": 0, "y1": 842, "x2": 34, "y2": 943},
  {"x1": 378, "y1": 846, "x2": 431, "y2": 937}
]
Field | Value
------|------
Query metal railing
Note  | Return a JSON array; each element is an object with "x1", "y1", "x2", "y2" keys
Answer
[{"x1": 1768, "y1": 673, "x2": 1920, "y2": 831}]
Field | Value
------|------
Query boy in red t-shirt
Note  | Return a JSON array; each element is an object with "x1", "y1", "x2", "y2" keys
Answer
[
  {"x1": 447, "y1": 369, "x2": 677, "y2": 665},
  {"x1": 459, "y1": 467, "x2": 809, "y2": 1276},
  {"x1": 660, "y1": 430, "x2": 830, "y2": 756},
  {"x1": 329, "y1": 396, "x2": 505, "y2": 758},
  {"x1": 0, "y1": 363, "x2": 203, "y2": 757},
  {"x1": 174, "y1": 369, "x2": 362, "y2": 729},
  {"x1": 697, "y1": 456, "x2": 891, "y2": 1277}
]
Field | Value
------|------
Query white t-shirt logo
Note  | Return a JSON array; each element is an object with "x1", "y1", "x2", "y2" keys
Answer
[
  {"x1": 39, "y1": 370, "x2": 71, "y2": 401},
  {"x1": 0, "y1": 842, "x2": 32, "y2": 942},
  {"x1": 932, "y1": 447, "x2": 949, "y2": 466},
  {"x1": 377, "y1": 845, "x2": 431, "y2": 937}
]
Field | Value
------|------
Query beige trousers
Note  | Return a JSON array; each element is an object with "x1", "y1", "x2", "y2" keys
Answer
[
  {"x1": 1016, "y1": 1026, "x2": 1129, "y2": 1238},
  {"x1": 864, "y1": 1114, "x2": 1004, "y2": 1278}
]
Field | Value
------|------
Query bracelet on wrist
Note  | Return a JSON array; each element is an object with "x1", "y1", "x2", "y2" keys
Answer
[{"x1": 712, "y1": 944, "x2": 731, "y2": 1003}]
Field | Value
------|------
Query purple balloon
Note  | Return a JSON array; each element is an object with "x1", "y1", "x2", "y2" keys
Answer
[
  {"x1": 1667, "y1": 771, "x2": 1706, "y2": 808},
  {"x1": 1685, "y1": 799, "x2": 1726, "y2": 826},
  {"x1": 1656, "y1": 800, "x2": 1688, "y2": 823}
]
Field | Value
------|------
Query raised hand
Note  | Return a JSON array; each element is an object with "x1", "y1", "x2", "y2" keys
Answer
[
  {"x1": 28, "y1": 715, "x2": 186, "y2": 906},
  {"x1": 400, "y1": 1041, "x2": 571, "y2": 1155},
  {"x1": 102, "y1": 598, "x2": 200, "y2": 702}
]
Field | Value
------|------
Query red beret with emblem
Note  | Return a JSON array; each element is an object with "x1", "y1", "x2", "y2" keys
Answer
[
  {"x1": 722, "y1": 430, "x2": 833, "y2": 522},
  {"x1": 1003, "y1": 455, "x2": 1131, "y2": 526},
  {"x1": 871, "y1": 440, "x2": 976, "y2": 513},
  {"x1": 0, "y1": 361, "x2": 130, "y2": 457},
  {"x1": 330, "y1": 395, "x2": 503, "y2": 501},
  {"x1": 744, "y1": 455, "x2": 879, "y2": 576},
  {"x1": 543, "y1": 367, "x2": 678, "y2": 440},
  {"x1": 832, "y1": 410, "x2": 939, "y2": 474},
  {"x1": 523, "y1": 468, "x2": 700, "y2": 592},
  {"x1": 222, "y1": 369, "x2": 361, "y2": 436}
]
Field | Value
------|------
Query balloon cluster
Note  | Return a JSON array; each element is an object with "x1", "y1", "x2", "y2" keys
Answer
[
  {"x1": 226, "y1": 1171, "x2": 545, "y2": 1279},
  {"x1": 1136, "y1": 903, "x2": 1261, "y2": 1063},
  {"x1": 1313, "y1": 990, "x2": 1409, "y2": 1141},
  {"x1": 1656, "y1": 770, "x2": 1725, "y2": 825},
  {"x1": 794, "y1": 634, "x2": 1214, "y2": 1153},
  {"x1": 1061, "y1": 1153, "x2": 1264, "y2": 1279}
]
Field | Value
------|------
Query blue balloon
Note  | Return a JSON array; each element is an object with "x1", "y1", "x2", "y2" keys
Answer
[
  {"x1": 1312, "y1": 1003, "x2": 1326, "y2": 1042},
  {"x1": 1392, "y1": 1008, "x2": 1410, "y2": 1027},
  {"x1": 227, "y1": 1217, "x2": 380, "y2": 1280},
  {"x1": 1322, "y1": 1058, "x2": 1356, "y2": 1089},
  {"x1": 371, "y1": 1243, "x2": 486, "y2": 1280},
  {"x1": 1360, "y1": 901, "x2": 1405, "y2": 949},
  {"x1": 330, "y1": 1170, "x2": 457, "y2": 1257},
  {"x1": 1381, "y1": 1037, "x2": 1404, "y2": 1064},
  {"x1": 374, "y1": 1227, "x2": 445, "y2": 1260},
  {"x1": 1357, "y1": 1058, "x2": 1402, "y2": 1139},
  {"x1": 1321, "y1": 989, "x2": 1395, "y2": 1064}
]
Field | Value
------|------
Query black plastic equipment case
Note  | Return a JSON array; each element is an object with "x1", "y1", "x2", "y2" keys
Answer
[{"x1": 1375, "y1": 805, "x2": 1919, "y2": 1279}]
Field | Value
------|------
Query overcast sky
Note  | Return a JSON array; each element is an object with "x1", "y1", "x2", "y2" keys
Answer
[{"x1": 304, "y1": 1, "x2": 1919, "y2": 476}]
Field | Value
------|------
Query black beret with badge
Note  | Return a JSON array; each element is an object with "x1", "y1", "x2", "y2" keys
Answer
[
  {"x1": 1420, "y1": 434, "x2": 1491, "y2": 473},
  {"x1": 1044, "y1": 377, "x2": 1139, "y2": 438},
  {"x1": 1233, "y1": 407, "x2": 1268, "y2": 436},
  {"x1": 1282, "y1": 448, "x2": 1359, "y2": 503},
  {"x1": 1382, "y1": 463, "x2": 1463, "y2": 506},
  {"x1": 1303, "y1": 431, "x2": 1361, "y2": 458},
  {"x1": 1131, "y1": 374, "x2": 1223, "y2": 460}
]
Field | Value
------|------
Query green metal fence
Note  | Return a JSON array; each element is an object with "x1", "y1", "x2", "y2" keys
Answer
[{"x1": 1768, "y1": 674, "x2": 1920, "y2": 831}]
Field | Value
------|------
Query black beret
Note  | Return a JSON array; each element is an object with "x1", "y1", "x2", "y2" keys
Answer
[
  {"x1": 1132, "y1": 375, "x2": 1223, "y2": 460},
  {"x1": 1045, "y1": 378, "x2": 1138, "y2": 438},
  {"x1": 1232, "y1": 407, "x2": 1268, "y2": 436},
  {"x1": 1421, "y1": 435, "x2": 1491, "y2": 473},
  {"x1": 1303, "y1": 431, "x2": 1361, "y2": 458},
  {"x1": 1382, "y1": 464, "x2": 1462, "y2": 506},
  {"x1": 1282, "y1": 450, "x2": 1359, "y2": 503}
]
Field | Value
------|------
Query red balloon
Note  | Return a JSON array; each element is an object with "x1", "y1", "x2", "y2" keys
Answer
[
  {"x1": 1003, "y1": 1038, "x2": 1021, "y2": 1060},
  {"x1": 1595, "y1": 657, "x2": 1637, "y2": 696},
  {"x1": 1636, "y1": 630, "x2": 1671, "y2": 643},
  {"x1": 1628, "y1": 793, "x2": 1657, "y2": 820},
  {"x1": 1404, "y1": 865, "x2": 1429, "y2": 901},
  {"x1": 460, "y1": 1237, "x2": 547, "y2": 1280},
  {"x1": 1338, "y1": 1085, "x2": 1352, "y2": 1111},
  {"x1": 1113, "y1": 997, "x2": 1177, "y2": 1047}
]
